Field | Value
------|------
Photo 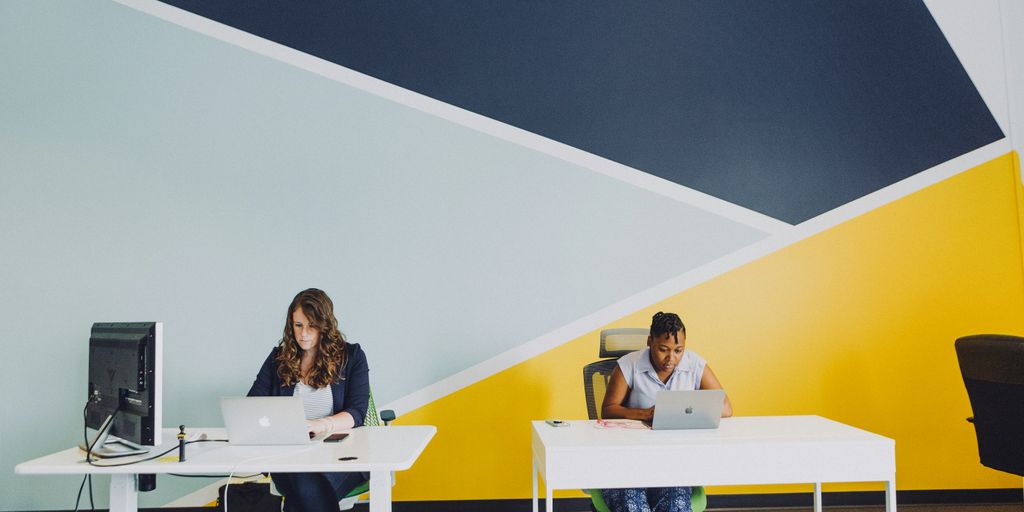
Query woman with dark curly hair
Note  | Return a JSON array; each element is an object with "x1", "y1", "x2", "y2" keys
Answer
[{"x1": 247, "y1": 288, "x2": 370, "y2": 511}]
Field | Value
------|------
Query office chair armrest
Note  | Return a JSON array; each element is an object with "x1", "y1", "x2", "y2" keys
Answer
[
  {"x1": 380, "y1": 409, "x2": 396, "y2": 426},
  {"x1": 966, "y1": 416, "x2": 974, "y2": 423}
]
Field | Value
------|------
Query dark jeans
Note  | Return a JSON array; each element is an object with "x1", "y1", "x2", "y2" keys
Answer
[
  {"x1": 273, "y1": 471, "x2": 364, "y2": 512},
  {"x1": 600, "y1": 486, "x2": 693, "y2": 512}
]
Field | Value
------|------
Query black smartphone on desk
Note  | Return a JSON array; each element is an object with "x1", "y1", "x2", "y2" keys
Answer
[{"x1": 324, "y1": 433, "x2": 349, "y2": 443}]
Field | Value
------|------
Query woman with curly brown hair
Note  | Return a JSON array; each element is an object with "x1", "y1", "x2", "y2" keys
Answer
[{"x1": 247, "y1": 288, "x2": 370, "y2": 511}]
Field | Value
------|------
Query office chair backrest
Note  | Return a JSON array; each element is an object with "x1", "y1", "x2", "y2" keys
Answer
[
  {"x1": 954, "y1": 334, "x2": 1024, "y2": 476},
  {"x1": 600, "y1": 328, "x2": 649, "y2": 358},
  {"x1": 583, "y1": 360, "x2": 618, "y2": 420},
  {"x1": 365, "y1": 391, "x2": 380, "y2": 427},
  {"x1": 583, "y1": 328, "x2": 651, "y2": 419}
]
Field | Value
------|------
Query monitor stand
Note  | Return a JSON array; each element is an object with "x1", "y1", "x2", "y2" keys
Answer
[{"x1": 79, "y1": 413, "x2": 149, "y2": 458}]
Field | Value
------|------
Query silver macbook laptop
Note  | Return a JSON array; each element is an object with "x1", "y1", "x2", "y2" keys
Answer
[
  {"x1": 220, "y1": 396, "x2": 327, "y2": 445},
  {"x1": 651, "y1": 390, "x2": 725, "y2": 430}
]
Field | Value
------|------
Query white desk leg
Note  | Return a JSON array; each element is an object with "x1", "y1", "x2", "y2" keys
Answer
[
  {"x1": 546, "y1": 484, "x2": 553, "y2": 512},
  {"x1": 813, "y1": 483, "x2": 822, "y2": 512},
  {"x1": 886, "y1": 477, "x2": 897, "y2": 512},
  {"x1": 532, "y1": 456, "x2": 539, "y2": 512},
  {"x1": 109, "y1": 474, "x2": 138, "y2": 512},
  {"x1": 369, "y1": 470, "x2": 392, "y2": 512}
]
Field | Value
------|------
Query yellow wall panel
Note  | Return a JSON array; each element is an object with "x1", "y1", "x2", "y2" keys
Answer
[{"x1": 394, "y1": 152, "x2": 1024, "y2": 501}]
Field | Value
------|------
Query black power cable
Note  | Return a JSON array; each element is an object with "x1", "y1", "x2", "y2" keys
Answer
[
  {"x1": 72, "y1": 471, "x2": 88, "y2": 512},
  {"x1": 72, "y1": 399, "x2": 230, "y2": 510},
  {"x1": 74, "y1": 401, "x2": 105, "y2": 512}
]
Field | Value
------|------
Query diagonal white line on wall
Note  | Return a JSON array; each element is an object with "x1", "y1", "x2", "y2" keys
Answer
[
  {"x1": 382, "y1": 137, "x2": 1010, "y2": 415},
  {"x1": 114, "y1": 0, "x2": 790, "y2": 234}
]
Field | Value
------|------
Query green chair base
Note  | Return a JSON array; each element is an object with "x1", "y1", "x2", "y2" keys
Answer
[
  {"x1": 345, "y1": 481, "x2": 369, "y2": 498},
  {"x1": 337, "y1": 479, "x2": 371, "y2": 510},
  {"x1": 585, "y1": 486, "x2": 706, "y2": 512}
]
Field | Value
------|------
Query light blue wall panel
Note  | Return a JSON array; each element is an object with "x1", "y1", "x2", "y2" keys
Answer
[{"x1": 0, "y1": 2, "x2": 768, "y2": 508}]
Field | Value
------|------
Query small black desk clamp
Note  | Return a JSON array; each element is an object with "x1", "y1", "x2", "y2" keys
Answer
[{"x1": 177, "y1": 425, "x2": 187, "y2": 462}]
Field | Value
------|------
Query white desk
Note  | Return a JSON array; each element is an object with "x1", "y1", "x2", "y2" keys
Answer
[
  {"x1": 16, "y1": 425, "x2": 435, "y2": 512},
  {"x1": 531, "y1": 416, "x2": 895, "y2": 512}
]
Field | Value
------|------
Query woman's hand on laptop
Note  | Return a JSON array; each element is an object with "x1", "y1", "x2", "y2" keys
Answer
[
  {"x1": 639, "y1": 407, "x2": 655, "y2": 422},
  {"x1": 306, "y1": 412, "x2": 357, "y2": 436}
]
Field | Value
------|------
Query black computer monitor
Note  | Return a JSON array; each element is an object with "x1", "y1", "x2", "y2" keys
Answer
[{"x1": 82, "y1": 322, "x2": 162, "y2": 457}]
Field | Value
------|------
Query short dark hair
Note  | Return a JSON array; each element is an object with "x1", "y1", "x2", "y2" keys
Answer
[{"x1": 650, "y1": 312, "x2": 686, "y2": 343}]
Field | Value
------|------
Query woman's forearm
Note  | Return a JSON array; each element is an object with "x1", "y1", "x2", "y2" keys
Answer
[
  {"x1": 327, "y1": 411, "x2": 355, "y2": 431},
  {"x1": 602, "y1": 404, "x2": 654, "y2": 421},
  {"x1": 310, "y1": 411, "x2": 356, "y2": 434}
]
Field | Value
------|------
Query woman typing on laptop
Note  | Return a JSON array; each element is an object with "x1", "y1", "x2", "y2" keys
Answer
[
  {"x1": 599, "y1": 311, "x2": 732, "y2": 512},
  {"x1": 247, "y1": 288, "x2": 369, "y2": 511}
]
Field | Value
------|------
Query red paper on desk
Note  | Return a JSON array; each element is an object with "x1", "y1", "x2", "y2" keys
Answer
[{"x1": 594, "y1": 419, "x2": 650, "y2": 430}]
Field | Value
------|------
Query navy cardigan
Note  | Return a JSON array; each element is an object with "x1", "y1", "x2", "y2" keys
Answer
[{"x1": 247, "y1": 342, "x2": 370, "y2": 427}]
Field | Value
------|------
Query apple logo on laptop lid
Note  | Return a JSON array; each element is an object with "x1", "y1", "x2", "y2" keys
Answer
[
  {"x1": 258, "y1": 416, "x2": 271, "y2": 428},
  {"x1": 685, "y1": 406, "x2": 693, "y2": 414}
]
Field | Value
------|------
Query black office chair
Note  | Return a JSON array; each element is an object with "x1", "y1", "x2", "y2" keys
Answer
[{"x1": 954, "y1": 334, "x2": 1024, "y2": 477}]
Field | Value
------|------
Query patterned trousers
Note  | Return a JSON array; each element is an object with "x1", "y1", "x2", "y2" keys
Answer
[{"x1": 599, "y1": 486, "x2": 693, "y2": 512}]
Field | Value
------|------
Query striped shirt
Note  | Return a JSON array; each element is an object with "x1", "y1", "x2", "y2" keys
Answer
[{"x1": 295, "y1": 381, "x2": 333, "y2": 420}]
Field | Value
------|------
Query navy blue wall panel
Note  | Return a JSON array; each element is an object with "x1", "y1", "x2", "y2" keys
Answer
[{"x1": 161, "y1": 0, "x2": 1003, "y2": 223}]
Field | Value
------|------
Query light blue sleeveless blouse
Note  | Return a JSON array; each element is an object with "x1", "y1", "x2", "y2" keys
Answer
[{"x1": 617, "y1": 348, "x2": 707, "y2": 409}]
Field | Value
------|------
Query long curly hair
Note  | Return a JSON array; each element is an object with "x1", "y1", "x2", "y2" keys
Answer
[{"x1": 276, "y1": 288, "x2": 348, "y2": 388}]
